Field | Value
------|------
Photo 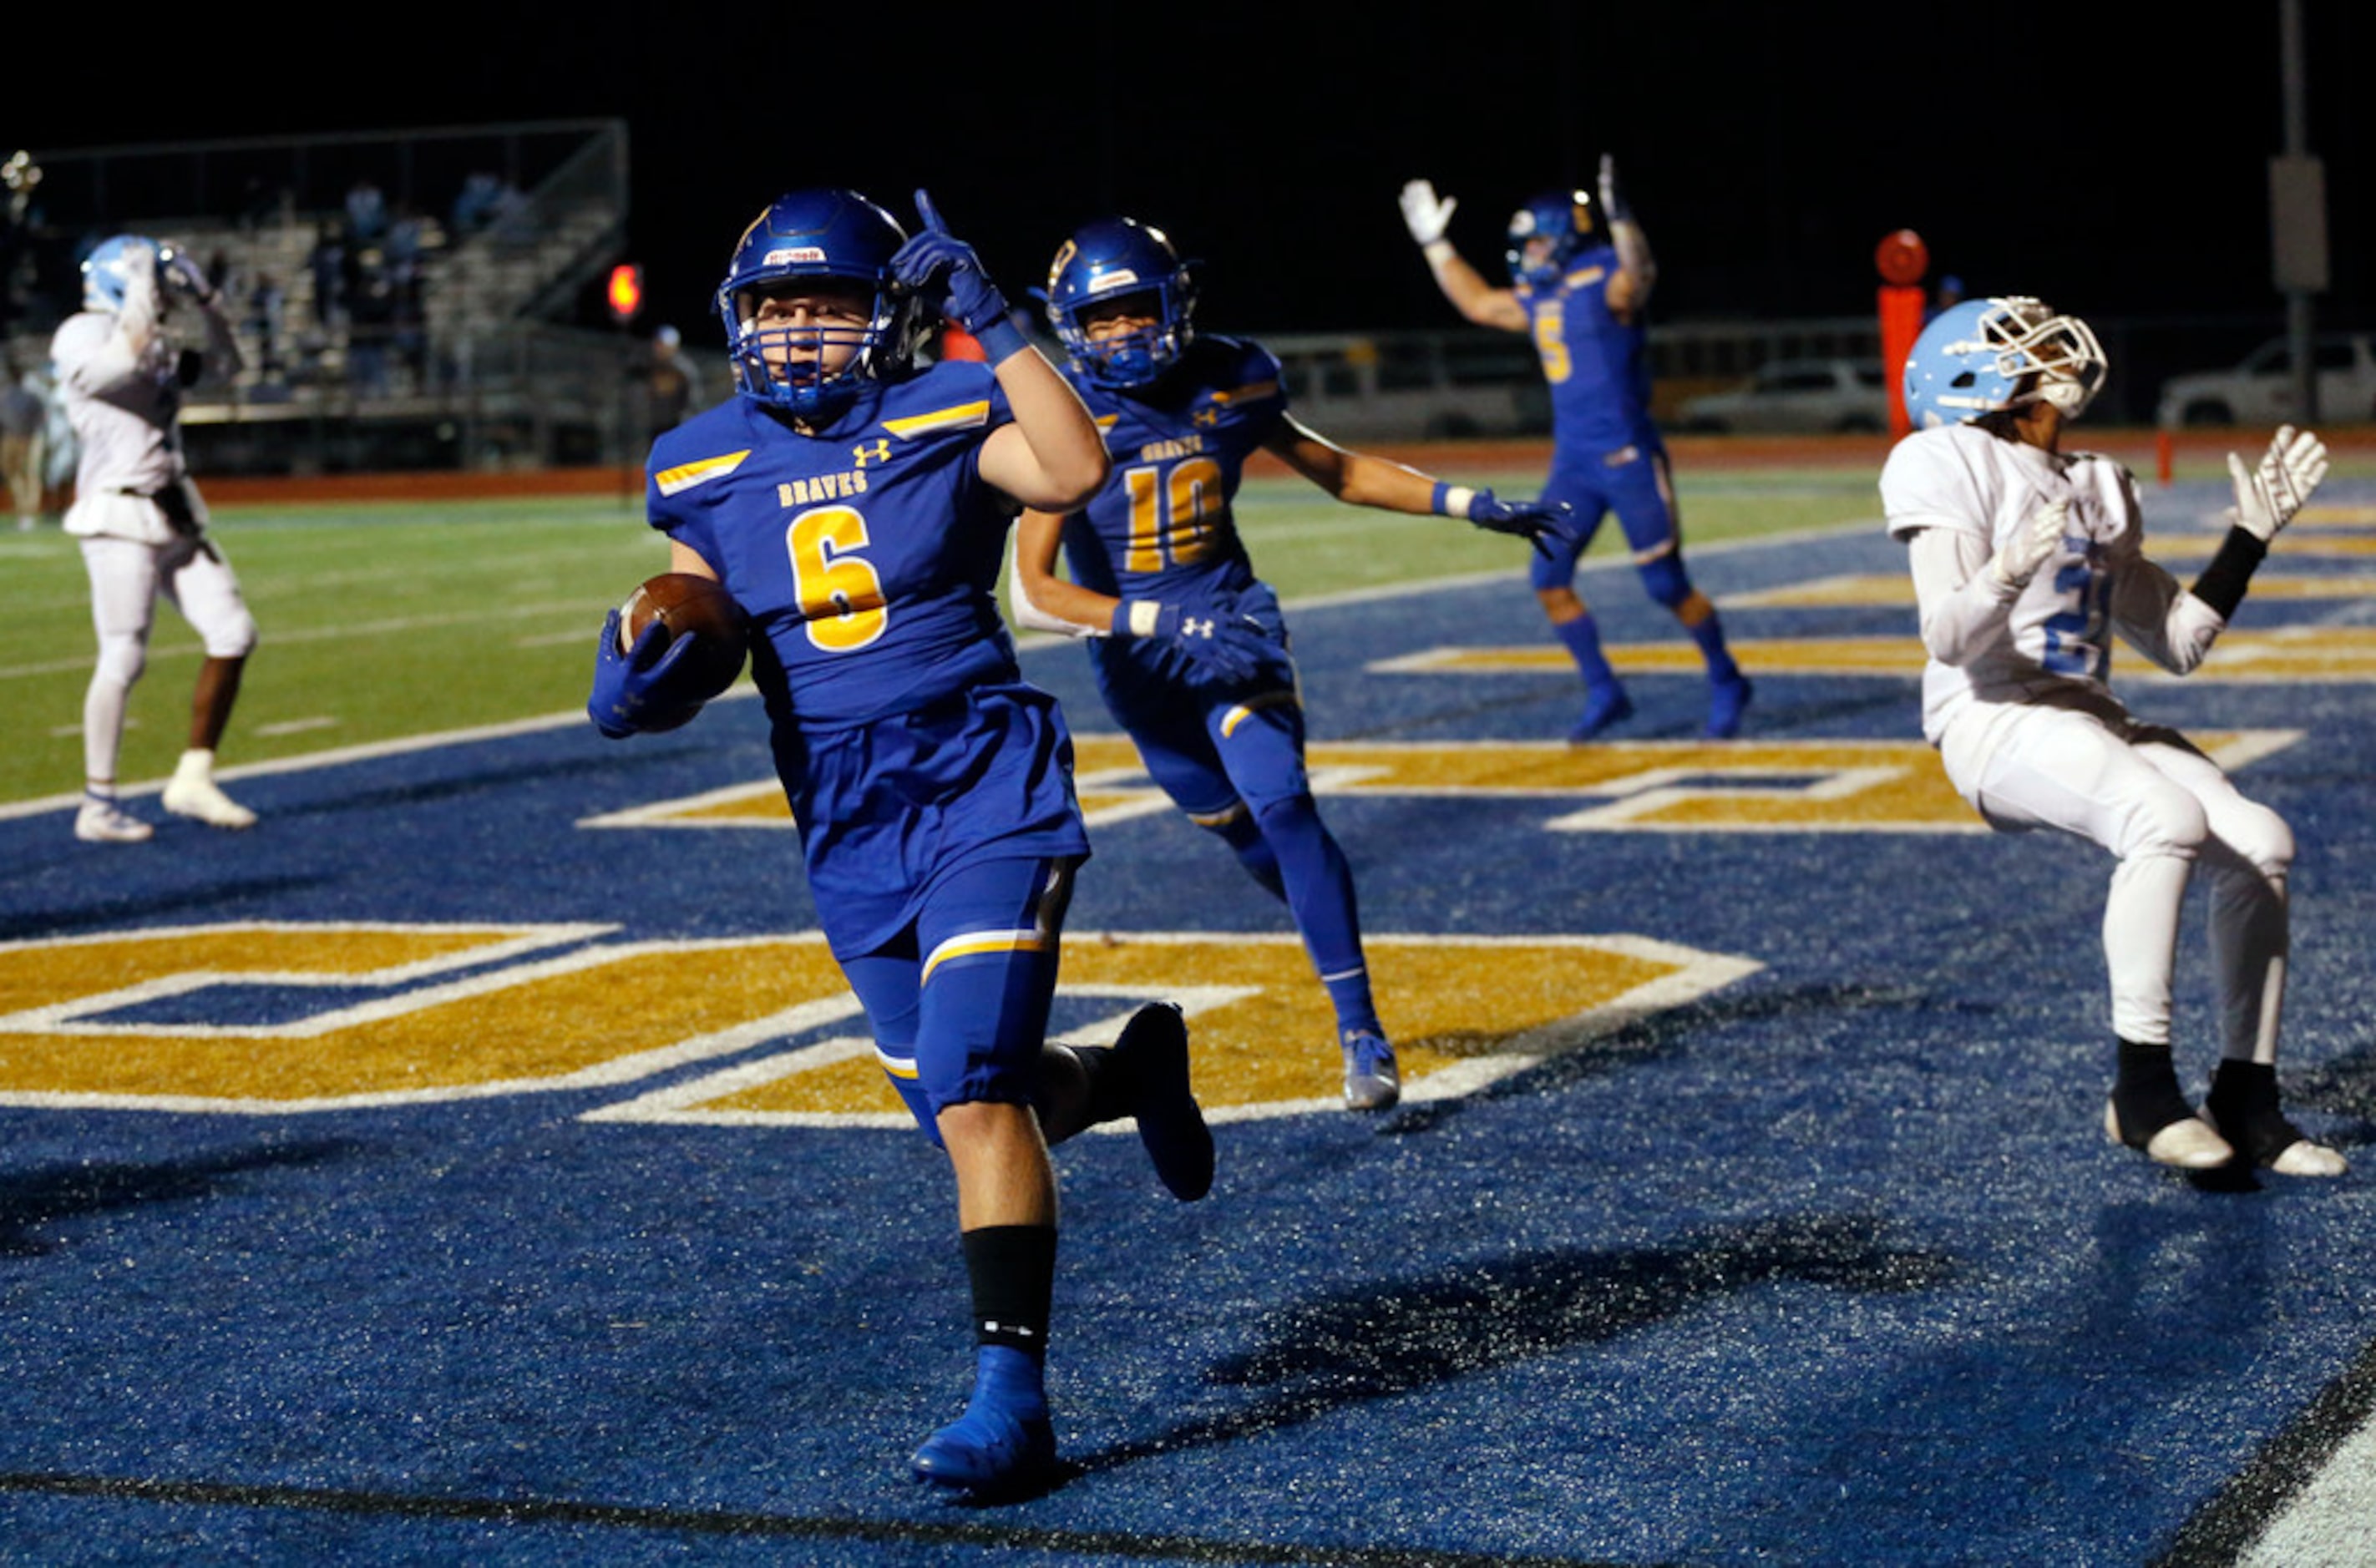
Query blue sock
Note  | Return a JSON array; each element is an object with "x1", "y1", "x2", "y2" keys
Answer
[
  {"x1": 1208, "y1": 809, "x2": 1287, "y2": 903},
  {"x1": 1687, "y1": 610, "x2": 1740, "y2": 684},
  {"x1": 1554, "y1": 613, "x2": 1619, "y2": 692},
  {"x1": 1256, "y1": 793, "x2": 1381, "y2": 1038}
]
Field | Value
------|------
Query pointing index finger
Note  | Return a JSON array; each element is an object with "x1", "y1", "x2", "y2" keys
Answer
[{"x1": 913, "y1": 188, "x2": 947, "y2": 235}]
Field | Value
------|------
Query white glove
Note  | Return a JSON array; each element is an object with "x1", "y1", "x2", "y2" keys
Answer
[
  {"x1": 1399, "y1": 179, "x2": 1457, "y2": 248},
  {"x1": 156, "y1": 244, "x2": 216, "y2": 306},
  {"x1": 1990, "y1": 499, "x2": 2066, "y2": 590},
  {"x1": 2227, "y1": 424, "x2": 2328, "y2": 542}
]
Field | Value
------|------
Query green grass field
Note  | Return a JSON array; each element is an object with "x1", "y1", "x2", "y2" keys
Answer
[{"x1": 0, "y1": 457, "x2": 2017, "y2": 808}]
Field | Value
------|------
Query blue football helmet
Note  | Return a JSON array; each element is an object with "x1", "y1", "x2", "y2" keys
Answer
[
  {"x1": 1902, "y1": 296, "x2": 2108, "y2": 430},
  {"x1": 1504, "y1": 190, "x2": 1604, "y2": 286},
  {"x1": 716, "y1": 189, "x2": 922, "y2": 419},
  {"x1": 82, "y1": 234, "x2": 160, "y2": 313},
  {"x1": 1043, "y1": 217, "x2": 1196, "y2": 389}
]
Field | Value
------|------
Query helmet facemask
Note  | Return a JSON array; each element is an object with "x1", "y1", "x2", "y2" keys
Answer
[
  {"x1": 714, "y1": 190, "x2": 919, "y2": 422},
  {"x1": 1045, "y1": 220, "x2": 1197, "y2": 391}
]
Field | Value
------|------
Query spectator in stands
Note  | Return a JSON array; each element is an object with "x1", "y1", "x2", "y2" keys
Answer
[
  {"x1": 345, "y1": 179, "x2": 388, "y2": 243},
  {"x1": 2, "y1": 354, "x2": 46, "y2": 529},
  {"x1": 645, "y1": 324, "x2": 703, "y2": 443}
]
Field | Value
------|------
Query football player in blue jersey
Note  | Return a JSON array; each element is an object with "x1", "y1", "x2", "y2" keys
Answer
[
  {"x1": 1010, "y1": 216, "x2": 1576, "y2": 1115},
  {"x1": 585, "y1": 187, "x2": 1220, "y2": 1500},
  {"x1": 1401, "y1": 159, "x2": 1753, "y2": 741}
]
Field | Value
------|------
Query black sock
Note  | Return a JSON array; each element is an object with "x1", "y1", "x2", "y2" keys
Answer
[
  {"x1": 2206, "y1": 1060, "x2": 2303, "y2": 1165},
  {"x1": 962, "y1": 1224, "x2": 1056, "y2": 1360},
  {"x1": 1066, "y1": 1043, "x2": 1136, "y2": 1126},
  {"x1": 2110, "y1": 1038, "x2": 2196, "y2": 1146}
]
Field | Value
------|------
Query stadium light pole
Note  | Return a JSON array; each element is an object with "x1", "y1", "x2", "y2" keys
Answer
[{"x1": 2271, "y1": 0, "x2": 2325, "y2": 422}]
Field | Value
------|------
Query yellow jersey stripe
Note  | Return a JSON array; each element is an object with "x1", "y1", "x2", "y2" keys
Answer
[
  {"x1": 883, "y1": 401, "x2": 994, "y2": 439},
  {"x1": 654, "y1": 450, "x2": 752, "y2": 497},
  {"x1": 1209, "y1": 380, "x2": 1281, "y2": 407}
]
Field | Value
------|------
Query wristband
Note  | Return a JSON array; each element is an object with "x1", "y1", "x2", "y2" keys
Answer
[
  {"x1": 1112, "y1": 599, "x2": 1166, "y2": 639},
  {"x1": 1430, "y1": 481, "x2": 1477, "y2": 518},
  {"x1": 973, "y1": 313, "x2": 1029, "y2": 368},
  {"x1": 2191, "y1": 525, "x2": 2268, "y2": 620}
]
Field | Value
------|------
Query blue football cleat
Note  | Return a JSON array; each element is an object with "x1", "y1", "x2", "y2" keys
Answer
[
  {"x1": 910, "y1": 1349, "x2": 1056, "y2": 1499},
  {"x1": 1567, "y1": 685, "x2": 1634, "y2": 743},
  {"x1": 1705, "y1": 672, "x2": 1754, "y2": 739},
  {"x1": 1113, "y1": 1002, "x2": 1213, "y2": 1201},
  {"x1": 1341, "y1": 1029, "x2": 1401, "y2": 1111}
]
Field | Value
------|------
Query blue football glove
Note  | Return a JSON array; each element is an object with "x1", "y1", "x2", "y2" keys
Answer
[
  {"x1": 586, "y1": 609, "x2": 701, "y2": 738},
  {"x1": 890, "y1": 189, "x2": 1011, "y2": 338},
  {"x1": 1114, "y1": 591, "x2": 1271, "y2": 685},
  {"x1": 1468, "y1": 490, "x2": 1579, "y2": 558}
]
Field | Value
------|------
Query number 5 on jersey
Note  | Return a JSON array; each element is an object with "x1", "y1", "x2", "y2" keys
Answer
[{"x1": 788, "y1": 506, "x2": 889, "y2": 651}]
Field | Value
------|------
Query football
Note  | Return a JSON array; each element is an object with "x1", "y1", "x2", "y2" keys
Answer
[{"x1": 619, "y1": 572, "x2": 751, "y2": 702}]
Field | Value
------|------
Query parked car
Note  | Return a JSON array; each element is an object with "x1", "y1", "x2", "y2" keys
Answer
[
  {"x1": 2155, "y1": 333, "x2": 2376, "y2": 427},
  {"x1": 1676, "y1": 358, "x2": 1891, "y2": 434}
]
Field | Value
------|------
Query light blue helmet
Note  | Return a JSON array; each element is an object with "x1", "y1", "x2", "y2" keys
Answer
[
  {"x1": 1903, "y1": 296, "x2": 2107, "y2": 430},
  {"x1": 81, "y1": 234, "x2": 160, "y2": 313}
]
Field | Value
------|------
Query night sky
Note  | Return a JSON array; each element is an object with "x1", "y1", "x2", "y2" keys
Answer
[{"x1": 18, "y1": 2, "x2": 2371, "y2": 345}]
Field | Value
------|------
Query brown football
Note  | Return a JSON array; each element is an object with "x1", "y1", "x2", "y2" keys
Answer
[{"x1": 619, "y1": 572, "x2": 751, "y2": 702}]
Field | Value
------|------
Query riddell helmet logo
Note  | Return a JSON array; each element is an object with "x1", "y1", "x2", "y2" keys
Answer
[
  {"x1": 1090, "y1": 270, "x2": 1143, "y2": 292},
  {"x1": 766, "y1": 246, "x2": 828, "y2": 266}
]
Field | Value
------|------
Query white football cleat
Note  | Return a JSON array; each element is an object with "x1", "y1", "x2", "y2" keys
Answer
[
  {"x1": 162, "y1": 771, "x2": 257, "y2": 830},
  {"x1": 2103, "y1": 1099, "x2": 2234, "y2": 1170},
  {"x1": 74, "y1": 797, "x2": 154, "y2": 844}
]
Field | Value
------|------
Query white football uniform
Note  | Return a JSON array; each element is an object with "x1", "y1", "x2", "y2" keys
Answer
[
  {"x1": 1882, "y1": 422, "x2": 2289, "y2": 1061},
  {"x1": 50, "y1": 251, "x2": 256, "y2": 789}
]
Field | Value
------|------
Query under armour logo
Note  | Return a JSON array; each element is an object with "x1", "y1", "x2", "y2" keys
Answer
[
  {"x1": 851, "y1": 438, "x2": 892, "y2": 468},
  {"x1": 1182, "y1": 616, "x2": 1216, "y2": 639}
]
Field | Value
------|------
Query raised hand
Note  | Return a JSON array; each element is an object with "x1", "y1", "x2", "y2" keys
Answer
[
  {"x1": 1399, "y1": 180, "x2": 1457, "y2": 248},
  {"x1": 2228, "y1": 425, "x2": 2328, "y2": 542},
  {"x1": 889, "y1": 188, "x2": 1011, "y2": 336}
]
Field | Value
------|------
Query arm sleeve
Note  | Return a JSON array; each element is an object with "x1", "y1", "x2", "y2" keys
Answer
[
  {"x1": 1007, "y1": 539, "x2": 1104, "y2": 640},
  {"x1": 2105, "y1": 544, "x2": 2225, "y2": 677},
  {"x1": 1907, "y1": 525, "x2": 2022, "y2": 666}
]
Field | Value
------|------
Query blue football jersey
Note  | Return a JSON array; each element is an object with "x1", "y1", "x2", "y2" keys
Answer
[
  {"x1": 646, "y1": 362, "x2": 1023, "y2": 732},
  {"x1": 1516, "y1": 241, "x2": 1659, "y2": 454},
  {"x1": 1055, "y1": 334, "x2": 1285, "y2": 604}
]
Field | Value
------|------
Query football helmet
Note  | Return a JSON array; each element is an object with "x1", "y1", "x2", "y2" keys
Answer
[
  {"x1": 716, "y1": 189, "x2": 923, "y2": 418},
  {"x1": 1504, "y1": 190, "x2": 1604, "y2": 286},
  {"x1": 81, "y1": 234, "x2": 160, "y2": 313},
  {"x1": 1902, "y1": 296, "x2": 2108, "y2": 429},
  {"x1": 1043, "y1": 217, "x2": 1196, "y2": 389}
]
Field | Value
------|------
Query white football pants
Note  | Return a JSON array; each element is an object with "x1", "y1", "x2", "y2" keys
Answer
[
  {"x1": 1941, "y1": 694, "x2": 2291, "y2": 1063},
  {"x1": 79, "y1": 532, "x2": 257, "y2": 786}
]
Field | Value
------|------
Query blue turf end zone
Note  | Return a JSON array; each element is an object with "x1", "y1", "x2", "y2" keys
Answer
[{"x1": 2, "y1": 478, "x2": 2373, "y2": 1564}]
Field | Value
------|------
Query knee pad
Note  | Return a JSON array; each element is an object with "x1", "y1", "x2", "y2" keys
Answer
[
  {"x1": 1637, "y1": 554, "x2": 1692, "y2": 609},
  {"x1": 2117, "y1": 783, "x2": 2210, "y2": 862},
  {"x1": 201, "y1": 611, "x2": 259, "y2": 660},
  {"x1": 2221, "y1": 802, "x2": 2295, "y2": 880},
  {"x1": 92, "y1": 631, "x2": 147, "y2": 690}
]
